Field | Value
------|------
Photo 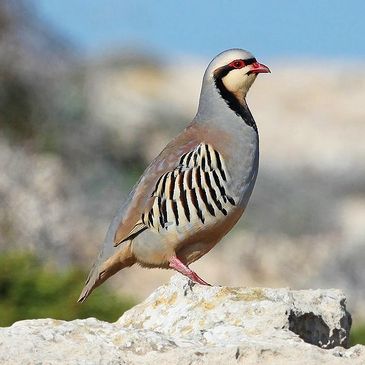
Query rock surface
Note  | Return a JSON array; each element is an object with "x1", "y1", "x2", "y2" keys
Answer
[{"x1": 0, "y1": 275, "x2": 364, "y2": 365}]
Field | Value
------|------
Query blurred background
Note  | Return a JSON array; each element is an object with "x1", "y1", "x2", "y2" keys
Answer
[{"x1": 1, "y1": 0, "x2": 365, "y2": 343}]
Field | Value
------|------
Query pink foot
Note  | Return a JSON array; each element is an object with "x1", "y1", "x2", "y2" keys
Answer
[{"x1": 169, "y1": 256, "x2": 211, "y2": 286}]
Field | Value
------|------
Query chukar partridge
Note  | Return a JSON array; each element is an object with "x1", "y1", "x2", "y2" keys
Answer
[{"x1": 78, "y1": 48, "x2": 270, "y2": 302}]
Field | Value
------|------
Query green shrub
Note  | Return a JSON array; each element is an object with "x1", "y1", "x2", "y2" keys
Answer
[
  {"x1": 350, "y1": 325, "x2": 365, "y2": 346},
  {"x1": 0, "y1": 251, "x2": 135, "y2": 327}
]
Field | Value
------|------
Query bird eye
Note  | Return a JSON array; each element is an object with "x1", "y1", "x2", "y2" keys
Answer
[{"x1": 230, "y1": 60, "x2": 245, "y2": 69}]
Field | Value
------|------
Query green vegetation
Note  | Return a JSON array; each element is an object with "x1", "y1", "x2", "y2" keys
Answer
[
  {"x1": 350, "y1": 325, "x2": 365, "y2": 346},
  {"x1": 0, "y1": 251, "x2": 135, "y2": 327}
]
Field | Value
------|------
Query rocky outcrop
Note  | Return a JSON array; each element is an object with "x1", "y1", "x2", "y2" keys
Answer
[{"x1": 0, "y1": 275, "x2": 364, "y2": 365}]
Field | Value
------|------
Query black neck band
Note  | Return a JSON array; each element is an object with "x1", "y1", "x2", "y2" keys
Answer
[{"x1": 214, "y1": 67, "x2": 257, "y2": 133}]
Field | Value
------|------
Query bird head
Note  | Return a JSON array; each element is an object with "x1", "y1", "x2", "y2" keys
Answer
[{"x1": 207, "y1": 49, "x2": 270, "y2": 103}]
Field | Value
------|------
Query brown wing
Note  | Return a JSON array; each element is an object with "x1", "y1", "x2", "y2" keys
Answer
[
  {"x1": 113, "y1": 126, "x2": 201, "y2": 245},
  {"x1": 113, "y1": 121, "x2": 235, "y2": 244}
]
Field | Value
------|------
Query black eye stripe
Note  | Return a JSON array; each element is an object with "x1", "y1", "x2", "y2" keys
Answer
[
  {"x1": 244, "y1": 58, "x2": 256, "y2": 65},
  {"x1": 214, "y1": 57, "x2": 257, "y2": 78},
  {"x1": 232, "y1": 58, "x2": 257, "y2": 67},
  {"x1": 245, "y1": 58, "x2": 257, "y2": 66}
]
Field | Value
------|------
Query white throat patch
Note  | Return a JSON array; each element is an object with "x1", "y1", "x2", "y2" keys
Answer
[{"x1": 222, "y1": 68, "x2": 257, "y2": 96}]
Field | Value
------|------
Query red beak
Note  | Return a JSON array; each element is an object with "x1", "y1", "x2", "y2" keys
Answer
[{"x1": 249, "y1": 62, "x2": 271, "y2": 74}]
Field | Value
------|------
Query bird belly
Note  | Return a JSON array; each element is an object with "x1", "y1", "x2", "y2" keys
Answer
[
  {"x1": 176, "y1": 206, "x2": 244, "y2": 265},
  {"x1": 131, "y1": 230, "x2": 173, "y2": 267},
  {"x1": 130, "y1": 223, "x2": 204, "y2": 268}
]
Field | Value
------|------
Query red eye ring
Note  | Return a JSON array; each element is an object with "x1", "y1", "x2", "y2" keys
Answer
[{"x1": 229, "y1": 59, "x2": 245, "y2": 69}]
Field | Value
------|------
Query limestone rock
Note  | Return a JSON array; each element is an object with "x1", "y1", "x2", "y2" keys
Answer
[
  {"x1": 119, "y1": 275, "x2": 351, "y2": 349},
  {"x1": 0, "y1": 275, "x2": 364, "y2": 365}
]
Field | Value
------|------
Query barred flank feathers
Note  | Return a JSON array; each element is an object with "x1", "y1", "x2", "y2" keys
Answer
[{"x1": 144, "y1": 143, "x2": 236, "y2": 231}]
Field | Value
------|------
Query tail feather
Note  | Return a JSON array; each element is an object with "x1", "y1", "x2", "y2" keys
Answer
[{"x1": 77, "y1": 243, "x2": 135, "y2": 303}]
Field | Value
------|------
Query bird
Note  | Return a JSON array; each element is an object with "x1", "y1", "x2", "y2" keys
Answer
[{"x1": 78, "y1": 48, "x2": 270, "y2": 302}]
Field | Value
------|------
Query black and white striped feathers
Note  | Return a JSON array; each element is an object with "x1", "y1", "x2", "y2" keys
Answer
[{"x1": 140, "y1": 143, "x2": 236, "y2": 235}]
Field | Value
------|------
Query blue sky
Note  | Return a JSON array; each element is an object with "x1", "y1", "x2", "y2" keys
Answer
[{"x1": 36, "y1": 0, "x2": 365, "y2": 61}]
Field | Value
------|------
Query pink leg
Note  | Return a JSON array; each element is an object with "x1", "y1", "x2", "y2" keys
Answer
[{"x1": 169, "y1": 256, "x2": 211, "y2": 286}]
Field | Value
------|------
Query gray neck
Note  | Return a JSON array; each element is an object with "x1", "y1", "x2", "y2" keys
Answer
[{"x1": 194, "y1": 76, "x2": 257, "y2": 133}]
